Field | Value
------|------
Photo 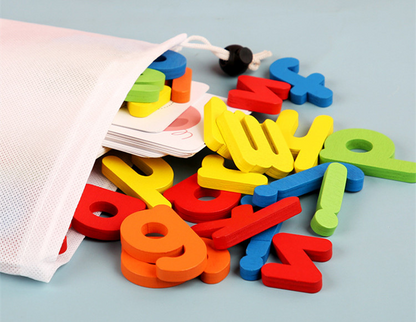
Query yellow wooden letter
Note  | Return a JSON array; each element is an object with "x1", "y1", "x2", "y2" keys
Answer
[
  {"x1": 276, "y1": 109, "x2": 333, "y2": 173},
  {"x1": 102, "y1": 155, "x2": 173, "y2": 208},
  {"x1": 203, "y1": 97, "x2": 231, "y2": 159},
  {"x1": 261, "y1": 119, "x2": 294, "y2": 178},
  {"x1": 216, "y1": 110, "x2": 294, "y2": 178},
  {"x1": 127, "y1": 85, "x2": 171, "y2": 118},
  {"x1": 198, "y1": 154, "x2": 268, "y2": 195}
]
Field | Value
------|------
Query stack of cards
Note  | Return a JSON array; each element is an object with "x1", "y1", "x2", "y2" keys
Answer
[{"x1": 103, "y1": 81, "x2": 250, "y2": 158}]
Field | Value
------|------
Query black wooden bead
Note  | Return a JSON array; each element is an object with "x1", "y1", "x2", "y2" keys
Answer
[{"x1": 219, "y1": 45, "x2": 253, "y2": 76}]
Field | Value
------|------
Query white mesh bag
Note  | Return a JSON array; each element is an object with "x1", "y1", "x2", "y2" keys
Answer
[{"x1": 0, "y1": 19, "x2": 187, "y2": 282}]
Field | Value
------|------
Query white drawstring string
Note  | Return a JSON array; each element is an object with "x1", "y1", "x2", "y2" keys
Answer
[
  {"x1": 174, "y1": 35, "x2": 230, "y2": 60},
  {"x1": 249, "y1": 49, "x2": 273, "y2": 71},
  {"x1": 173, "y1": 35, "x2": 272, "y2": 71}
]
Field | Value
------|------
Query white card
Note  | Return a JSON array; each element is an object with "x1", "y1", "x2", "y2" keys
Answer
[
  {"x1": 103, "y1": 93, "x2": 251, "y2": 158},
  {"x1": 111, "y1": 81, "x2": 209, "y2": 133}
]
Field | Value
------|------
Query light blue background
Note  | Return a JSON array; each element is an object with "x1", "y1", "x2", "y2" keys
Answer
[{"x1": 1, "y1": 1, "x2": 415, "y2": 321}]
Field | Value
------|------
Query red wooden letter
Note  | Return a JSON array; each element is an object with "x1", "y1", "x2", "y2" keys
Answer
[{"x1": 227, "y1": 75, "x2": 290, "y2": 114}]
